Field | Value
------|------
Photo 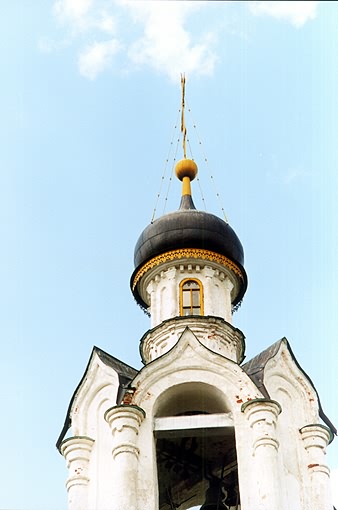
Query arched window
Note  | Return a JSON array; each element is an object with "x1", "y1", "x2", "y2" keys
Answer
[{"x1": 180, "y1": 278, "x2": 204, "y2": 316}]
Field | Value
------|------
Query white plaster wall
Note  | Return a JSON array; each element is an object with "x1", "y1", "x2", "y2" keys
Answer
[{"x1": 144, "y1": 262, "x2": 235, "y2": 328}]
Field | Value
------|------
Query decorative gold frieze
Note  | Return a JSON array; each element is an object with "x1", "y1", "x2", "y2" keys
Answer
[{"x1": 132, "y1": 248, "x2": 244, "y2": 290}]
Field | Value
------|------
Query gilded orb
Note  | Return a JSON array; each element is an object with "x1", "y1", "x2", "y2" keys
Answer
[{"x1": 175, "y1": 158, "x2": 198, "y2": 182}]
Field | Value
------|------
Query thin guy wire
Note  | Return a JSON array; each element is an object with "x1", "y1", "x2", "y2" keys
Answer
[
  {"x1": 151, "y1": 109, "x2": 180, "y2": 223},
  {"x1": 187, "y1": 136, "x2": 207, "y2": 211},
  {"x1": 186, "y1": 101, "x2": 228, "y2": 222},
  {"x1": 162, "y1": 127, "x2": 181, "y2": 215}
]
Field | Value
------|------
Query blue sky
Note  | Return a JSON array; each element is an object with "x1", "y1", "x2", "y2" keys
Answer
[{"x1": 0, "y1": 1, "x2": 337, "y2": 509}]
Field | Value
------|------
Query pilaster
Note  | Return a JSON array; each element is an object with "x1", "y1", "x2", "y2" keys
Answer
[
  {"x1": 241, "y1": 399, "x2": 282, "y2": 510},
  {"x1": 61, "y1": 436, "x2": 95, "y2": 510},
  {"x1": 105, "y1": 405, "x2": 146, "y2": 510},
  {"x1": 300, "y1": 424, "x2": 333, "y2": 510}
]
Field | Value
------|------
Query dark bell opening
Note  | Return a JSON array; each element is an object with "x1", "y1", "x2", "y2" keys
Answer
[{"x1": 200, "y1": 480, "x2": 228, "y2": 510}]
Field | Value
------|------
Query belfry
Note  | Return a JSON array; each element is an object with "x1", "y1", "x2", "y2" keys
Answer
[{"x1": 57, "y1": 79, "x2": 336, "y2": 510}]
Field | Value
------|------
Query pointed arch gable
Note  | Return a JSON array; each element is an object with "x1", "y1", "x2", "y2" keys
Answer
[
  {"x1": 243, "y1": 338, "x2": 336, "y2": 436},
  {"x1": 132, "y1": 327, "x2": 263, "y2": 418},
  {"x1": 56, "y1": 346, "x2": 138, "y2": 450},
  {"x1": 69, "y1": 351, "x2": 120, "y2": 437},
  {"x1": 263, "y1": 339, "x2": 333, "y2": 431}
]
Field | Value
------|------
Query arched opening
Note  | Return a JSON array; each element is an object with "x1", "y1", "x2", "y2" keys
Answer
[
  {"x1": 180, "y1": 279, "x2": 204, "y2": 316},
  {"x1": 154, "y1": 383, "x2": 240, "y2": 509},
  {"x1": 155, "y1": 382, "x2": 226, "y2": 417}
]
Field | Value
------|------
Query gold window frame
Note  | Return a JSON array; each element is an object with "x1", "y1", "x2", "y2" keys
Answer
[{"x1": 179, "y1": 278, "x2": 204, "y2": 316}]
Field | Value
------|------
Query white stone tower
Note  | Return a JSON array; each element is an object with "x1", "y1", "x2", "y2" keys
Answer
[{"x1": 57, "y1": 86, "x2": 336, "y2": 510}]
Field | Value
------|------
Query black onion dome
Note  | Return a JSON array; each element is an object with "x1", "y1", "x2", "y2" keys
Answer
[{"x1": 134, "y1": 207, "x2": 244, "y2": 269}]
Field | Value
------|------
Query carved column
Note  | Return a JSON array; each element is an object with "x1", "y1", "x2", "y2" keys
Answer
[
  {"x1": 61, "y1": 436, "x2": 94, "y2": 510},
  {"x1": 241, "y1": 399, "x2": 282, "y2": 510},
  {"x1": 300, "y1": 424, "x2": 333, "y2": 510},
  {"x1": 105, "y1": 404, "x2": 145, "y2": 510}
]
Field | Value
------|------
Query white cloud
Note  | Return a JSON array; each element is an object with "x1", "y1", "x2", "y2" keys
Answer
[
  {"x1": 54, "y1": 0, "x2": 93, "y2": 20},
  {"x1": 78, "y1": 39, "x2": 120, "y2": 79},
  {"x1": 249, "y1": 1, "x2": 319, "y2": 28},
  {"x1": 53, "y1": 0, "x2": 93, "y2": 31},
  {"x1": 123, "y1": 1, "x2": 217, "y2": 81},
  {"x1": 97, "y1": 12, "x2": 116, "y2": 34},
  {"x1": 47, "y1": 0, "x2": 320, "y2": 80},
  {"x1": 53, "y1": 0, "x2": 116, "y2": 34},
  {"x1": 49, "y1": 0, "x2": 217, "y2": 81}
]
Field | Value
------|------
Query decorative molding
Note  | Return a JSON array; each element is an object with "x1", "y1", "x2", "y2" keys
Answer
[
  {"x1": 105, "y1": 405, "x2": 146, "y2": 438},
  {"x1": 132, "y1": 248, "x2": 244, "y2": 290},
  {"x1": 111, "y1": 443, "x2": 140, "y2": 460},
  {"x1": 300, "y1": 423, "x2": 333, "y2": 445},
  {"x1": 140, "y1": 315, "x2": 245, "y2": 365},
  {"x1": 300, "y1": 423, "x2": 332, "y2": 476},
  {"x1": 241, "y1": 398, "x2": 282, "y2": 415}
]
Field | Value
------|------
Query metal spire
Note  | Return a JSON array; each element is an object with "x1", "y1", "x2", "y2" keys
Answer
[{"x1": 180, "y1": 73, "x2": 187, "y2": 159}]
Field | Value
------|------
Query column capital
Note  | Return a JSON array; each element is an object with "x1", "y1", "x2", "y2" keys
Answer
[
  {"x1": 300, "y1": 424, "x2": 333, "y2": 446},
  {"x1": 61, "y1": 436, "x2": 95, "y2": 460},
  {"x1": 104, "y1": 404, "x2": 146, "y2": 428},
  {"x1": 241, "y1": 398, "x2": 282, "y2": 418}
]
